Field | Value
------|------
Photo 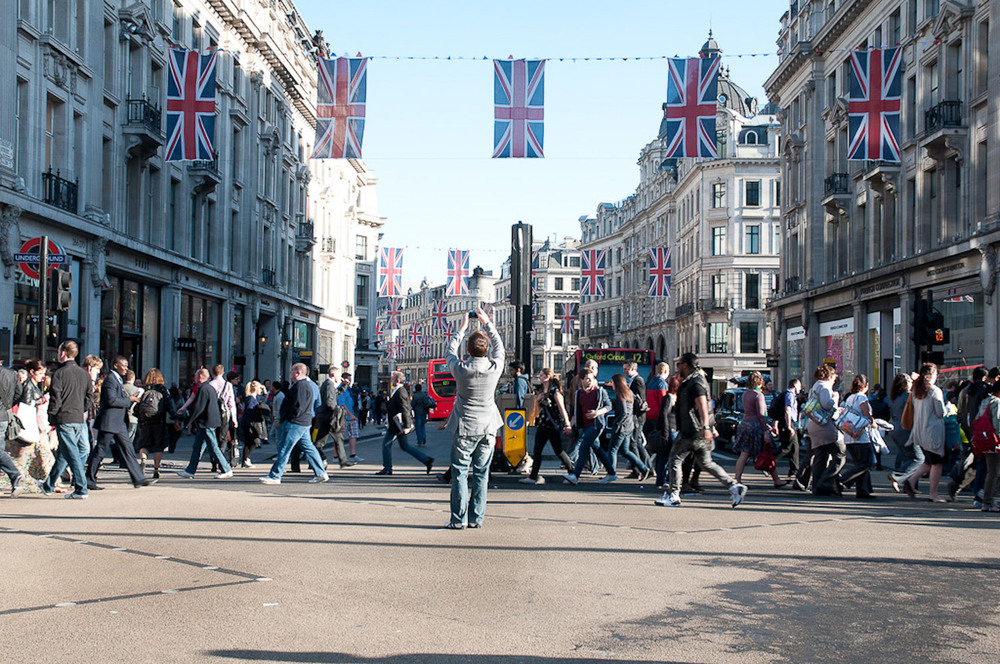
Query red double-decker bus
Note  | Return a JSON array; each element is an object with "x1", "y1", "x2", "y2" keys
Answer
[{"x1": 427, "y1": 359, "x2": 456, "y2": 420}]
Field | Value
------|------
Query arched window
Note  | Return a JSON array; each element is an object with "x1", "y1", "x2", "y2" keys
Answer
[{"x1": 744, "y1": 131, "x2": 758, "y2": 145}]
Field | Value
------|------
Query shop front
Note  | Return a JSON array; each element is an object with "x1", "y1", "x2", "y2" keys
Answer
[
  {"x1": 100, "y1": 274, "x2": 160, "y2": 375},
  {"x1": 785, "y1": 324, "x2": 806, "y2": 384},
  {"x1": 819, "y1": 316, "x2": 855, "y2": 390},
  {"x1": 177, "y1": 291, "x2": 223, "y2": 387}
]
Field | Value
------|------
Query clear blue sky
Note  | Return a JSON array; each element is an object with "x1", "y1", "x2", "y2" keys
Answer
[{"x1": 296, "y1": 0, "x2": 788, "y2": 288}]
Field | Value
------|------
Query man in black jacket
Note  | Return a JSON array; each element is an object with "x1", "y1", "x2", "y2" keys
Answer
[
  {"x1": 260, "y1": 363, "x2": 327, "y2": 484},
  {"x1": 177, "y1": 368, "x2": 233, "y2": 479},
  {"x1": 86, "y1": 355, "x2": 155, "y2": 489},
  {"x1": 624, "y1": 361, "x2": 652, "y2": 473},
  {"x1": 0, "y1": 363, "x2": 25, "y2": 497},
  {"x1": 41, "y1": 341, "x2": 95, "y2": 498},
  {"x1": 376, "y1": 371, "x2": 433, "y2": 476}
]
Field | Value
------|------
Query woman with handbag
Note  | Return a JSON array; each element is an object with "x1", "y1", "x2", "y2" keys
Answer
[
  {"x1": 733, "y1": 372, "x2": 788, "y2": 488},
  {"x1": 838, "y1": 374, "x2": 877, "y2": 499},
  {"x1": 806, "y1": 364, "x2": 846, "y2": 495},
  {"x1": 239, "y1": 380, "x2": 270, "y2": 468},
  {"x1": 887, "y1": 373, "x2": 923, "y2": 492},
  {"x1": 520, "y1": 369, "x2": 574, "y2": 485},
  {"x1": 902, "y1": 363, "x2": 948, "y2": 502},
  {"x1": 973, "y1": 380, "x2": 1000, "y2": 512},
  {"x1": 7, "y1": 359, "x2": 56, "y2": 493}
]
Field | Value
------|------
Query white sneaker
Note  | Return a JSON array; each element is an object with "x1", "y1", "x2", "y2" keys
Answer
[
  {"x1": 177, "y1": 470, "x2": 195, "y2": 479},
  {"x1": 259, "y1": 477, "x2": 281, "y2": 485},
  {"x1": 241, "y1": 461, "x2": 255, "y2": 469},
  {"x1": 66, "y1": 492, "x2": 88, "y2": 500},
  {"x1": 561, "y1": 473, "x2": 579, "y2": 485},
  {"x1": 349, "y1": 455, "x2": 364, "y2": 463},
  {"x1": 654, "y1": 492, "x2": 681, "y2": 507},
  {"x1": 535, "y1": 476, "x2": 545, "y2": 485},
  {"x1": 598, "y1": 474, "x2": 618, "y2": 484},
  {"x1": 308, "y1": 474, "x2": 330, "y2": 484},
  {"x1": 216, "y1": 471, "x2": 233, "y2": 479},
  {"x1": 518, "y1": 477, "x2": 537, "y2": 485},
  {"x1": 730, "y1": 483, "x2": 748, "y2": 508}
]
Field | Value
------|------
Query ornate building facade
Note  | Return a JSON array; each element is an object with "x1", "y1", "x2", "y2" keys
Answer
[{"x1": 765, "y1": 0, "x2": 999, "y2": 389}]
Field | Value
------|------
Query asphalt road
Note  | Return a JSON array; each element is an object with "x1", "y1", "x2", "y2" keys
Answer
[{"x1": 1, "y1": 423, "x2": 998, "y2": 663}]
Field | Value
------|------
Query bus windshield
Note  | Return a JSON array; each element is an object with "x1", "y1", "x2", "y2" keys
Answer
[{"x1": 431, "y1": 376, "x2": 456, "y2": 398}]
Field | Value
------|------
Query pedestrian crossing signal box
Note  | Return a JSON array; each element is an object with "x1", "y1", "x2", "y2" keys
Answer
[{"x1": 502, "y1": 409, "x2": 527, "y2": 468}]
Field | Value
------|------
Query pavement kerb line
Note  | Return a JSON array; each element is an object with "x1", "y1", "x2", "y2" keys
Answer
[{"x1": 0, "y1": 526, "x2": 266, "y2": 581}]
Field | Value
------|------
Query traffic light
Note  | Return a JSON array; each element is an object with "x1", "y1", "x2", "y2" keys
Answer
[
  {"x1": 910, "y1": 298, "x2": 929, "y2": 346},
  {"x1": 50, "y1": 268, "x2": 72, "y2": 312},
  {"x1": 926, "y1": 308, "x2": 950, "y2": 346}
]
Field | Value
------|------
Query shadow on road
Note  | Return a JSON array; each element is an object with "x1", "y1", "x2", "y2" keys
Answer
[{"x1": 205, "y1": 652, "x2": 691, "y2": 664}]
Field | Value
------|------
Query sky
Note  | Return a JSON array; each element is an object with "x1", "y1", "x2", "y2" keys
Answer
[{"x1": 296, "y1": 0, "x2": 789, "y2": 289}]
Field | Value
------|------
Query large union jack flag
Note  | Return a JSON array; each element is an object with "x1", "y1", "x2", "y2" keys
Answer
[
  {"x1": 557, "y1": 303, "x2": 577, "y2": 335},
  {"x1": 648, "y1": 247, "x2": 672, "y2": 297},
  {"x1": 431, "y1": 299, "x2": 448, "y2": 332},
  {"x1": 848, "y1": 47, "x2": 902, "y2": 162},
  {"x1": 493, "y1": 59, "x2": 544, "y2": 159},
  {"x1": 165, "y1": 49, "x2": 217, "y2": 161},
  {"x1": 378, "y1": 247, "x2": 404, "y2": 298},
  {"x1": 375, "y1": 318, "x2": 386, "y2": 344},
  {"x1": 663, "y1": 56, "x2": 720, "y2": 159},
  {"x1": 581, "y1": 249, "x2": 607, "y2": 297},
  {"x1": 446, "y1": 249, "x2": 470, "y2": 296},
  {"x1": 385, "y1": 298, "x2": 402, "y2": 330},
  {"x1": 409, "y1": 321, "x2": 423, "y2": 346},
  {"x1": 311, "y1": 57, "x2": 367, "y2": 159}
]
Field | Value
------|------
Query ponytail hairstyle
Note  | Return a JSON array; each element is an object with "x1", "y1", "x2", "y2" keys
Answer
[{"x1": 911, "y1": 363, "x2": 937, "y2": 400}]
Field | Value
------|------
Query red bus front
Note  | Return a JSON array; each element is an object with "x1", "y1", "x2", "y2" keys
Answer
[{"x1": 427, "y1": 359, "x2": 456, "y2": 420}]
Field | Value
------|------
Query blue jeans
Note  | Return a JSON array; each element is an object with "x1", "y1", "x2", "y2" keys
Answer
[
  {"x1": 449, "y1": 433, "x2": 495, "y2": 526},
  {"x1": 572, "y1": 425, "x2": 615, "y2": 477},
  {"x1": 269, "y1": 422, "x2": 325, "y2": 480},
  {"x1": 893, "y1": 441, "x2": 925, "y2": 477},
  {"x1": 608, "y1": 429, "x2": 649, "y2": 475},
  {"x1": 43, "y1": 423, "x2": 90, "y2": 495},
  {"x1": 655, "y1": 430, "x2": 679, "y2": 487},
  {"x1": 415, "y1": 415, "x2": 427, "y2": 444},
  {"x1": 381, "y1": 429, "x2": 430, "y2": 471},
  {"x1": 185, "y1": 427, "x2": 232, "y2": 475},
  {"x1": 0, "y1": 421, "x2": 20, "y2": 483}
]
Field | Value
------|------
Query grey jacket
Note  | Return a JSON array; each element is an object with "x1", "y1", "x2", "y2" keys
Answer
[{"x1": 445, "y1": 323, "x2": 505, "y2": 437}]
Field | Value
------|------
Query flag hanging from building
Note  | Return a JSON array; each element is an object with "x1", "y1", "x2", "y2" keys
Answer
[
  {"x1": 442, "y1": 321, "x2": 456, "y2": 345},
  {"x1": 431, "y1": 298, "x2": 448, "y2": 331},
  {"x1": 394, "y1": 336, "x2": 405, "y2": 358},
  {"x1": 409, "y1": 321, "x2": 423, "y2": 346},
  {"x1": 311, "y1": 57, "x2": 367, "y2": 159},
  {"x1": 648, "y1": 247, "x2": 672, "y2": 297},
  {"x1": 663, "y1": 56, "x2": 720, "y2": 159},
  {"x1": 385, "y1": 298, "x2": 402, "y2": 330},
  {"x1": 165, "y1": 49, "x2": 218, "y2": 161},
  {"x1": 581, "y1": 249, "x2": 607, "y2": 297},
  {"x1": 385, "y1": 339, "x2": 396, "y2": 360},
  {"x1": 848, "y1": 47, "x2": 902, "y2": 162},
  {"x1": 446, "y1": 249, "x2": 471, "y2": 296},
  {"x1": 557, "y1": 302, "x2": 577, "y2": 335},
  {"x1": 378, "y1": 247, "x2": 404, "y2": 298},
  {"x1": 419, "y1": 335, "x2": 432, "y2": 358},
  {"x1": 375, "y1": 318, "x2": 385, "y2": 344},
  {"x1": 493, "y1": 59, "x2": 544, "y2": 159}
]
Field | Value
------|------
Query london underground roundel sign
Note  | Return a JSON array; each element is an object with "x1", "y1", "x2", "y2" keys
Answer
[{"x1": 15, "y1": 237, "x2": 66, "y2": 280}]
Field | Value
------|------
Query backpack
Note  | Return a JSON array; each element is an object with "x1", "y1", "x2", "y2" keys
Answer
[
  {"x1": 329, "y1": 405, "x2": 347, "y2": 434},
  {"x1": 632, "y1": 390, "x2": 649, "y2": 417},
  {"x1": 767, "y1": 392, "x2": 786, "y2": 424},
  {"x1": 218, "y1": 386, "x2": 231, "y2": 429},
  {"x1": 971, "y1": 402, "x2": 999, "y2": 457},
  {"x1": 137, "y1": 387, "x2": 165, "y2": 422}
]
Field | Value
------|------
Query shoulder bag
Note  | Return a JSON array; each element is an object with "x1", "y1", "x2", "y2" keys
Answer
[
  {"x1": 901, "y1": 395, "x2": 914, "y2": 431},
  {"x1": 834, "y1": 402, "x2": 872, "y2": 439}
]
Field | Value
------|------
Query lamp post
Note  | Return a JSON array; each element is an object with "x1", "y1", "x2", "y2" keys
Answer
[{"x1": 256, "y1": 334, "x2": 267, "y2": 380}]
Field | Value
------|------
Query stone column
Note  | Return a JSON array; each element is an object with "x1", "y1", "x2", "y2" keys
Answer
[{"x1": 161, "y1": 283, "x2": 182, "y2": 385}]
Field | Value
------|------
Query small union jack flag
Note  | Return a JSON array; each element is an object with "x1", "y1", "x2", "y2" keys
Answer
[
  {"x1": 430, "y1": 299, "x2": 447, "y2": 331},
  {"x1": 848, "y1": 47, "x2": 902, "y2": 162},
  {"x1": 409, "y1": 321, "x2": 423, "y2": 346},
  {"x1": 165, "y1": 49, "x2": 217, "y2": 161},
  {"x1": 943, "y1": 295, "x2": 975, "y2": 303},
  {"x1": 581, "y1": 249, "x2": 607, "y2": 297},
  {"x1": 442, "y1": 321, "x2": 456, "y2": 345},
  {"x1": 385, "y1": 338, "x2": 396, "y2": 360},
  {"x1": 311, "y1": 57, "x2": 367, "y2": 159},
  {"x1": 375, "y1": 318, "x2": 385, "y2": 344},
  {"x1": 663, "y1": 56, "x2": 720, "y2": 159},
  {"x1": 385, "y1": 298, "x2": 402, "y2": 330},
  {"x1": 557, "y1": 303, "x2": 577, "y2": 335},
  {"x1": 530, "y1": 301, "x2": 538, "y2": 332},
  {"x1": 395, "y1": 336, "x2": 405, "y2": 358},
  {"x1": 378, "y1": 247, "x2": 404, "y2": 298},
  {"x1": 648, "y1": 247, "x2": 672, "y2": 297},
  {"x1": 419, "y1": 335, "x2": 432, "y2": 358},
  {"x1": 493, "y1": 59, "x2": 544, "y2": 159},
  {"x1": 446, "y1": 249, "x2": 470, "y2": 297}
]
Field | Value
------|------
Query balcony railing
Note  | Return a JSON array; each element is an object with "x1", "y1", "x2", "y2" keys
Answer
[
  {"x1": 188, "y1": 156, "x2": 220, "y2": 175},
  {"x1": 699, "y1": 298, "x2": 731, "y2": 311},
  {"x1": 262, "y1": 267, "x2": 276, "y2": 287},
  {"x1": 125, "y1": 99, "x2": 162, "y2": 134},
  {"x1": 784, "y1": 276, "x2": 801, "y2": 293},
  {"x1": 297, "y1": 220, "x2": 314, "y2": 239},
  {"x1": 925, "y1": 100, "x2": 963, "y2": 133},
  {"x1": 823, "y1": 173, "x2": 850, "y2": 196},
  {"x1": 675, "y1": 302, "x2": 695, "y2": 317},
  {"x1": 42, "y1": 168, "x2": 78, "y2": 214},
  {"x1": 295, "y1": 220, "x2": 316, "y2": 252}
]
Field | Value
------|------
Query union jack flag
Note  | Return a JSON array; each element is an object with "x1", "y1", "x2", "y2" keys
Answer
[
  {"x1": 394, "y1": 336, "x2": 405, "y2": 360},
  {"x1": 663, "y1": 56, "x2": 720, "y2": 159},
  {"x1": 557, "y1": 303, "x2": 577, "y2": 335},
  {"x1": 530, "y1": 301, "x2": 538, "y2": 332},
  {"x1": 431, "y1": 299, "x2": 448, "y2": 331},
  {"x1": 943, "y1": 295, "x2": 975, "y2": 303},
  {"x1": 311, "y1": 57, "x2": 367, "y2": 159},
  {"x1": 385, "y1": 298, "x2": 402, "y2": 330},
  {"x1": 648, "y1": 247, "x2": 672, "y2": 297},
  {"x1": 848, "y1": 47, "x2": 902, "y2": 162},
  {"x1": 409, "y1": 321, "x2": 423, "y2": 346},
  {"x1": 442, "y1": 321, "x2": 456, "y2": 346},
  {"x1": 493, "y1": 59, "x2": 544, "y2": 159},
  {"x1": 446, "y1": 249, "x2": 470, "y2": 297},
  {"x1": 165, "y1": 49, "x2": 217, "y2": 161},
  {"x1": 581, "y1": 249, "x2": 607, "y2": 297},
  {"x1": 378, "y1": 247, "x2": 404, "y2": 298},
  {"x1": 375, "y1": 318, "x2": 385, "y2": 344},
  {"x1": 419, "y1": 335, "x2": 432, "y2": 358},
  {"x1": 385, "y1": 337, "x2": 397, "y2": 360}
]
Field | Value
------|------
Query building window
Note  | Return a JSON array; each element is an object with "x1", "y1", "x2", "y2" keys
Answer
[
  {"x1": 745, "y1": 273, "x2": 760, "y2": 309},
  {"x1": 712, "y1": 227, "x2": 726, "y2": 256},
  {"x1": 708, "y1": 323, "x2": 728, "y2": 354},
  {"x1": 171, "y1": 3, "x2": 183, "y2": 42},
  {"x1": 554, "y1": 277, "x2": 564, "y2": 291},
  {"x1": 745, "y1": 225, "x2": 761, "y2": 255},
  {"x1": 712, "y1": 182, "x2": 726, "y2": 208},
  {"x1": 775, "y1": 181, "x2": 781, "y2": 207},
  {"x1": 711, "y1": 274, "x2": 725, "y2": 302},
  {"x1": 571, "y1": 277, "x2": 580, "y2": 291},
  {"x1": 355, "y1": 235, "x2": 367, "y2": 260},
  {"x1": 568, "y1": 256, "x2": 580, "y2": 267},
  {"x1": 745, "y1": 180, "x2": 761, "y2": 207},
  {"x1": 740, "y1": 322, "x2": 759, "y2": 354},
  {"x1": 355, "y1": 274, "x2": 369, "y2": 307}
]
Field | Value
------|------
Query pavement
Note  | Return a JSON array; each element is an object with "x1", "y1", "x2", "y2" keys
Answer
[{"x1": 1, "y1": 423, "x2": 998, "y2": 663}]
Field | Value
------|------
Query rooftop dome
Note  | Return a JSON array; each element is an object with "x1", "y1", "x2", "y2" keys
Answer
[{"x1": 699, "y1": 30, "x2": 721, "y2": 59}]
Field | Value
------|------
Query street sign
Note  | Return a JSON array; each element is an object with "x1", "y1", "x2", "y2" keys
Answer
[
  {"x1": 502, "y1": 409, "x2": 527, "y2": 468},
  {"x1": 16, "y1": 237, "x2": 67, "y2": 280},
  {"x1": 341, "y1": 360, "x2": 350, "y2": 368},
  {"x1": 766, "y1": 358, "x2": 780, "y2": 368}
]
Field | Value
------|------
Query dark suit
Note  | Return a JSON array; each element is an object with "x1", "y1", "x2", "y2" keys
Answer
[
  {"x1": 380, "y1": 385, "x2": 429, "y2": 472},
  {"x1": 87, "y1": 371, "x2": 149, "y2": 486},
  {"x1": 629, "y1": 374, "x2": 652, "y2": 467}
]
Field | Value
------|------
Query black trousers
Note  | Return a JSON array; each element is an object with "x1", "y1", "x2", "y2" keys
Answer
[
  {"x1": 529, "y1": 427, "x2": 571, "y2": 480},
  {"x1": 811, "y1": 440, "x2": 846, "y2": 495},
  {"x1": 840, "y1": 443, "x2": 874, "y2": 496},
  {"x1": 776, "y1": 428, "x2": 800, "y2": 476},
  {"x1": 87, "y1": 430, "x2": 146, "y2": 485}
]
